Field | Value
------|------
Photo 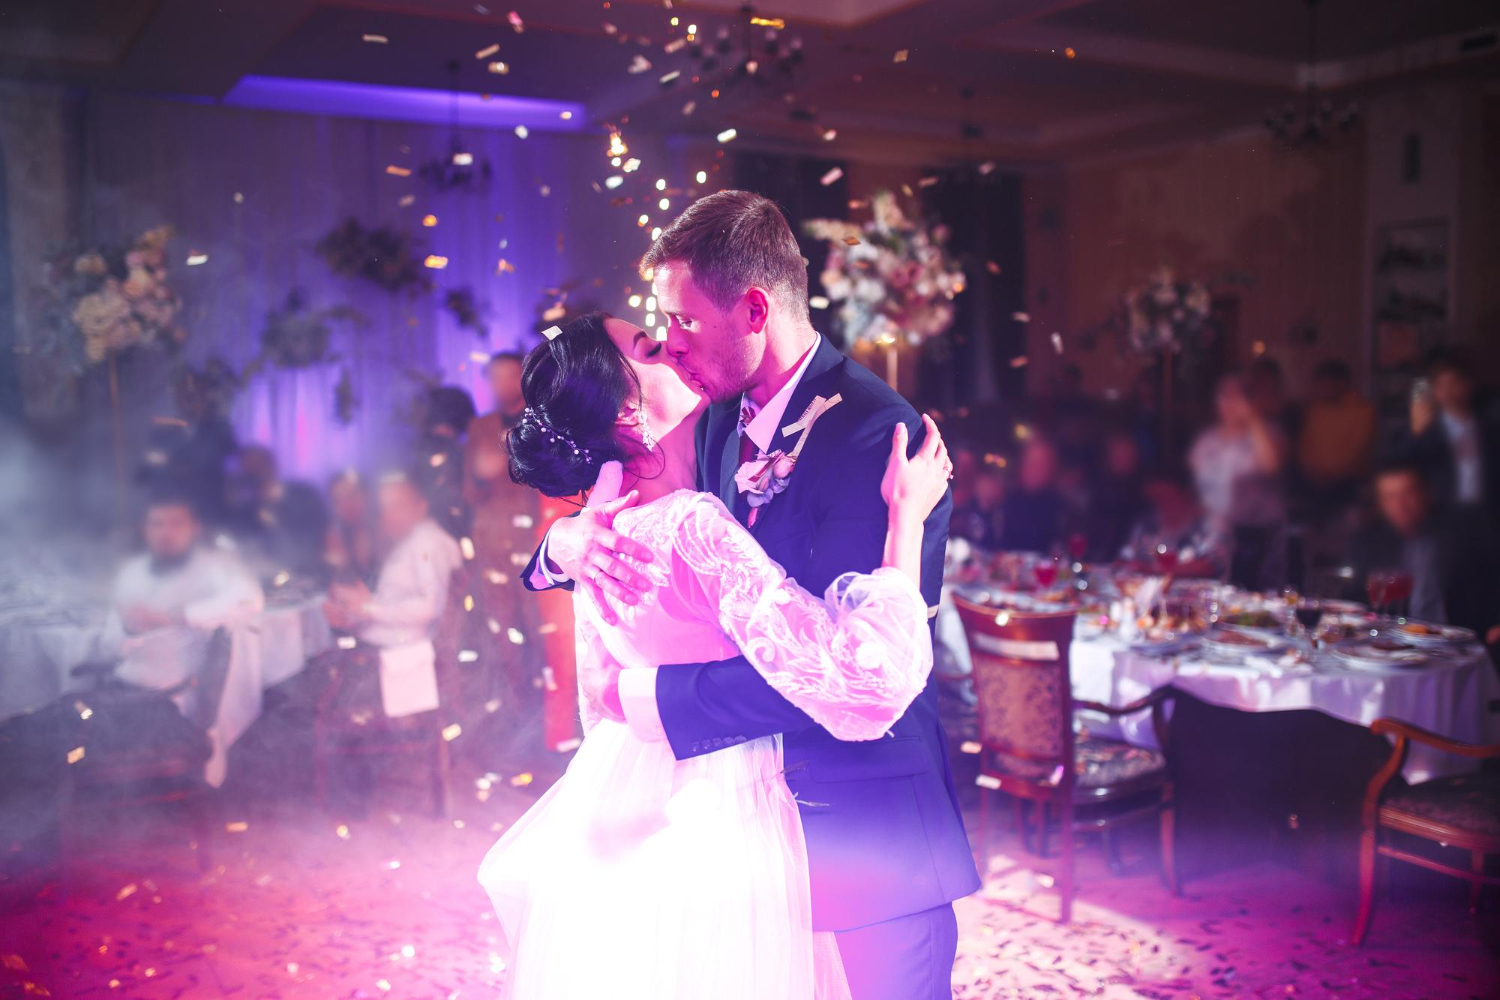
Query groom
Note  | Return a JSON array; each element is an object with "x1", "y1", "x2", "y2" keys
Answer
[{"x1": 526, "y1": 190, "x2": 978, "y2": 998}]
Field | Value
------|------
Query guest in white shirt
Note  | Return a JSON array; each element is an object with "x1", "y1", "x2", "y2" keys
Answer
[
  {"x1": 96, "y1": 492, "x2": 265, "y2": 694},
  {"x1": 323, "y1": 474, "x2": 463, "y2": 650}
]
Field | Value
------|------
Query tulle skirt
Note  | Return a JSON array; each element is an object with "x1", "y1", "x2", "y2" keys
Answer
[{"x1": 478, "y1": 719, "x2": 828, "y2": 1000}]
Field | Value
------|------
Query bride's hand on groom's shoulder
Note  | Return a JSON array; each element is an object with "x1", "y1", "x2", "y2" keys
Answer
[
  {"x1": 880, "y1": 414, "x2": 952, "y2": 523},
  {"x1": 544, "y1": 491, "x2": 654, "y2": 625}
]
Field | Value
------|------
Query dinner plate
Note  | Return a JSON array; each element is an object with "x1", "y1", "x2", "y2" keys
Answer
[
  {"x1": 1392, "y1": 622, "x2": 1477, "y2": 647},
  {"x1": 1200, "y1": 627, "x2": 1283, "y2": 657},
  {"x1": 1332, "y1": 638, "x2": 1429, "y2": 670}
]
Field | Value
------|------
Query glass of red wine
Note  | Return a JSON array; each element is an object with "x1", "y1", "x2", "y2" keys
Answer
[
  {"x1": 1154, "y1": 543, "x2": 1179, "y2": 575},
  {"x1": 1034, "y1": 556, "x2": 1059, "y2": 590},
  {"x1": 1365, "y1": 571, "x2": 1391, "y2": 618},
  {"x1": 1294, "y1": 600, "x2": 1325, "y2": 645},
  {"x1": 1067, "y1": 533, "x2": 1089, "y2": 563},
  {"x1": 1385, "y1": 571, "x2": 1413, "y2": 619}
]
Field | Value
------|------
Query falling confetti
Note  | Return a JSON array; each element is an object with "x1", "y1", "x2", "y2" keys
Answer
[
  {"x1": 421, "y1": 213, "x2": 438, "y2": 226},
  {"x1": 510, "y1": 772, "x2": 534, "y2": 787},
  {"x1": 822, "y1": 128, "x2": 838, "y2": 141},
  {"x1": 986, "y1": 261, "x2": 1002, "y2": 274},
  {"x1": 682, "y1": 100, "x2": 696, "y2": 116},
  {"x1": 820, "y1": 166, "x2": 844, "y2": 186},
  {"x1": 460, "y1": 537, "x2": 476, "y2": 560},
  {"x1": 496, "y1": 258, "x2": 515, "y2": 274},
  {"x1": 398, "y1": 193, "x2": 415, "y2": 207},
  {"x1": 362, "y1": 34, "x2": 389, "y2": 44},
  {"x1": 115, "y1": 883, "x2": 137, "y2": 901},
  {"x1": 1011, "y1": 311, "x2": 1031, "y2": 322},
  {"x1": 842, "y1": 236, "x2": 861, "y2": 246},
  {"x1": 185, "y1": 251, "x2": 209, "y2": 266},
  {"x1": 68, "y1": 746, "x2": 85, "y2": 764},
  {"x1": 1051, "y1": 332, "x2": 1065, "y2": 354},
  {"x1": 1009, "y1": 356, "x2": 1029, "y2": 368},
  {"x1": 385, "y1": 165, "x2": 412, "y2": 177},
  {"x1": 893, "y1": 49, "x2": 909, "y2": 63},
  {"x1": 225, "y1": 821, "x2": 249, "y2": 833},
  {"x1": 507, "y1": 10, "x2": 524, "y2": 32},
  {"x1": 978, "y1": 160, "x2": 996, "y2": 175},
  {"x1": 918, "y1": 175, "x2": 939, "y2": 188},
  {"x1": 716, "y1": 127, "x2": 738, "y2": 143},
  {"x1": 442, "y1": 723, "x2": 464, "y2": 741},
  {"x1": 809, "y1": 295, "x2": 831, "y2": 309},
  {"x1": 423, "y1": 255, "x2": 448, "y2": 269},
  {"x1": 627, "y1": 54, "x2": 652, "y2": 74},
  {"x1": 337, "y1": 635, "x2": 358, "y2": 649},
  {"x1": 475, "y1": 42, "x2": 500, "y2": 59},
  {"x1": 960, "y1": 741, "x2": 983, "y2": 754},
  {"x1": 514, "y1": 124, "x2": 529, "y2": 138},
  {"x1": 488, "y1": 60, "x2": 510, "y2": 74},
  {"x1": 336, "y1": 824, "x2": 351, "y2": 839}
]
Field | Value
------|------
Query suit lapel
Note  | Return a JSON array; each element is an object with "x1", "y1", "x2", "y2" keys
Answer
[{"x1": 766, "y1": 337, "x2": 845, "y2": 458}]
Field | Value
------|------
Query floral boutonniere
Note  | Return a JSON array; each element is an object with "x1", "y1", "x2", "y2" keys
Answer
[{"x1": 734, "y1": 393, "x2": 842, "y2": 526}]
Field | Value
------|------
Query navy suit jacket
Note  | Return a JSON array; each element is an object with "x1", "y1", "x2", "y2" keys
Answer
[{"x1": 526, "y1": 338, "x2": 979, "y2": 931}]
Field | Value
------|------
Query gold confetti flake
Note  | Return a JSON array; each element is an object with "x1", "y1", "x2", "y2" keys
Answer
[
  {"x1": 67, "y1": 746, "x2": 85, "y2": 764},
  {"x1": 555, "y1": 737, "x2": 582, "y2": 752},
  {"x1": 1014, "y1": 423, "x2": 1032, "y2": 440},
  {"x1": 337, "y1": 635, "x2": 358, "y2": 650},
  {"x1": 750, "y1": 16, "x2": 785, "y2": 28},
  {"x1": 842, "y1": 236, "x2": 861, "y2": 246},
  {"x1": 116, "y1": 883, "x2": 137, "y2": 901},
  {"x1": 336, "y1": 824, "x2": 351, "y2": 839},
  {"x1": 463, "y1": 593, "x2": 475, "y2": 612},
  {"x1": 986, "y1": 261, "x2": 1002, "y2": 274},
  {"x1": 376, "y1": 980, "x2": 392, "y2": 992},
  {"x1": 628, "y1": 54, "x2": 652, "y2": 74},
  {"x1": 225, "y1": 821, "x2": 249, "y2": 833},
  {"x1": 716, "y1": 127, "x2": 738, "y2": 143},
  {"x1": 1064, "y1": 47, "x2": 1076, "y2": 59},
  {"x1": 537, "y1": 622, "x2": 559, "y2": 635},
  {"x1": 1051, "y1": 332, "x2": 1065, "y2": 354},
  {"x1": 682, "y1": 100, "x2": 696, "y2": 116},
  {"x1": 819, "y1": 166, "x2": 843, "y2": 186},
  {"x1": 272, "y1": 571, "x2": 290, "y2": 587},
  {"x1": 385, "y1": 165, "x2": 412, "y2": 177},
  {"x1": 442, "y1": 723, "x2": 463, "y2": 741},
  {"x1": 960, "y1": 741, "x2": 983, "y2": 754},
  {"x1": 901, "y1": 183, "x2": 914, "y2": 197},
  {"x1": 186, "y1": 251, "x2": 209, "y2": 266},
  {"x1": 488, "y1": 60, "x2": 510, "y2": 74},
  {"x1": 1009, "y1": 356, "x2": 1029, "y2": 368},
  {"x1": 510, "y1": 772, "x2": 534, "y2": 787},
  {"x1": 485, "y1": 698, "x2": 503, "y2": 713},
  {"x1": 918, "y1": 176, "x2": 939, "y2": 188},
  {"x1": 423, "y1": 254, "x2": 448, "y2": 269},
  {"x1": 363, "y1": 34, "x2": 389, "y2": 44},
  {"x1": 665, "y1": 37, "x2": 687, "y2": 54},
  {"x1": 978, "y1": 160, "x2": 996, "y2": 175},
  {"x1": 822, "y1": 128, "x2": 838, "y2": 141},
  {"x1": 893, "y1": 49, "x2": 909, "y2": 63},
  {"x1": 460, "y1": 537, "x2": 476, "y2": 560},
  {"x1": 975, "y1": 773, "x2": 1001, "y2": 790},
  {"x1": 1011, "y1": 311, "x2": 1031, "y2": 323},
  {"x1": 496, "y1": 258, "x2": 515, "y2": 274},
  {"x1": 507, "y1": 627, "x2": 525, "y2": 645},
  {"x1": 659, "y1": 69, "x2": 681, "y2": 85},
  {"x1": 475, "y1": 43, "x2": 500, "y2": 60}
]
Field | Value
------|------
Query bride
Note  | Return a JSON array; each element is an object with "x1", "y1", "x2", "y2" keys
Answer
[{"x1": 478, "y1": 312, "x2": 951, "y2": 999}]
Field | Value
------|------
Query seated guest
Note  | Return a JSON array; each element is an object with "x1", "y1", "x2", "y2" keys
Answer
[
  {"x1": 323, "y1": 474, "x2": 463, "y2": 657},
  {"x1": 1120, "y1": 469, "x2": 1228, "y2": 579},
  {"x1": 1350, "y1": 462, "x2": 1500, "y2": 644},
  {"x1": 138, "y1": 370, "x2": 239, "y2": 529},
  {"x1": 999, "y1": 435, "x2": 1067, "y2": 553},
  {"x1": 1297, "y1": 359, "x2": 1375, "y2": 516},
  {"x1": 94, "y1": 490, "x2": 264, "y2": 701},
  {"x1": 227, "y1": 444, "x2": 329, "y2": 582},
  {"x1": 324, "y1": 469, "x2": 378, "y2": 586},
  {"x1": 950, "y1": 450, "x2": 1005, "y2": 550},
  {"x1": 1088, "y1": 429, "x2": 1146, "y2": 561},
  {"x1": 1404, "y1": 350, "x2": 1500, "y2": 520}
]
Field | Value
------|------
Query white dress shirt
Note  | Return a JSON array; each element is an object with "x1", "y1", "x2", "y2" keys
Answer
[
  {"x1": 1441, "y1": 410, "x2": 1482, "y2": 505},
  {"x1": 617, "y1": 336, "x2": 822, "y2": 741},
  {"x1": 100, "y1": 545, "x2": 265, "y2": 691},
  {"x1": 358, "y1": 518, "x2": 464, "y2": 648}
]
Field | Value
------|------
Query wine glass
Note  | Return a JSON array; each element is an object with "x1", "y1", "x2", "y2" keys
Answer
[
  {"x1": 1154, "y1": 542, "x2": 1179, "y2": 576},
  {"x1": 1067, "y1": 532, "x2": 1089, "y2": 565},
  {"x1": 1365, "y1": 570, "x2": 1391, "y2": 618},
  {"x1": 1294, "y1": 600, "x2": 1325, "y2": 645},
  {"x1": 1034, "y1": 555, "x2": 1060, "y2": 590},
  {"x1": 1385, "y1": 571, "x2": 1413, "y2": 620}
]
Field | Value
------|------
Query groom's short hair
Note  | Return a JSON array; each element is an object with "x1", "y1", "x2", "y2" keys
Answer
[{"x1": 641, "y1": 190, "x2": 809, "y2": 316}]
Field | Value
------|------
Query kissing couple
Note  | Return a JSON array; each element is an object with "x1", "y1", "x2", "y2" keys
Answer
[{"x1": 478, "y1": 190, "x2": 979, "y2": 999}]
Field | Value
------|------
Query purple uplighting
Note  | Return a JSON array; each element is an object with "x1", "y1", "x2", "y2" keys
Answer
[{"x1": 221, "y1": 75, "x2": 587, "y2": 131}]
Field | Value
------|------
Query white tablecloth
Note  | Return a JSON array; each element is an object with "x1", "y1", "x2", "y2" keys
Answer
[
  {"x1": 1070, "y1": 633, "x2": 1498, "y2": 781},
  {"x1": 936, "y1": 593, "x2": 1499, "y2": 782},
  {"x1": 0, "y1": 597, "x2": 333, "y2": 787}
]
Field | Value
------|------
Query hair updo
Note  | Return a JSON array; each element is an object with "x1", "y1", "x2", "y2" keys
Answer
[{"x1": 507, "y1": 312, "x2": 640, "y2": 498}]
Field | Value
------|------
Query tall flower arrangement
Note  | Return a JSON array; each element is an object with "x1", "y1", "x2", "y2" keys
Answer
[
  {"x1": 1119, "y1": 266, "x2": 1213, "y2": 356},
  {"x1": 39, "y1": 225, "x2": 185, "y2": 367},
  {"x1": 804, "y1": 191, "x2": 966, "y2": 348}
]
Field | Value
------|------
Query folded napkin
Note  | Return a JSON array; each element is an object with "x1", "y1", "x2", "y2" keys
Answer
[{"x1": 378, "y1": 638, "x2": 441, "y2": 718}]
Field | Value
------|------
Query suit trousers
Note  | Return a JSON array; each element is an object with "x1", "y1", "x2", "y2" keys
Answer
[{"x1": 834, "y1": 902, "x2": 958, "y2": 1000}]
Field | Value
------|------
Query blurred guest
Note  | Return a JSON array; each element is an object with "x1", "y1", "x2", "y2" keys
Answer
[
  {"x1": 1351, "y1": 462, "x2": 1500, "y2": 643},
  {"x1": 1088, "y1": 429, "x2": 1146, "y2": 561},
  {"x1": 951, "y1": 459, "x2": 1004, "y2": 550},
  {"x1": 1190, "y1": 373, "x2": 1287, "y2": 588},
  {"x1": 323, "y1": 469, "x2": 378, "y2": 586},
  {"x1": 227, "y1": 444, "x2": 329, "y2": 581},
  {"x1": 1247, "y1": 355, "x2": 1299, "y2": 442},
  {"x1": 94, "y1": 491, "x2": 264, "y2": 698},
  {"x1": 463, "y1": 351, "x2": 546, "y2": 756},
  {"x1": 1297, "y1": 359, "x2": 1375, "y2": 513},
  {"x1": 1404, "y1": 350, "x2": 1500, "y2": 519},
  {"x1": 323, "y1": 475, "x2": 463, "y2": 652},
  {"x1": 413, "y1": 386, "x2": 477, "y2": 539},
  {"x1": 999, "y1": 436, "x2": 1067, "y2": 553},
  {"x1": 139, "y1": 370, "x2": 238, "y2": 528},
  {"x1": 1120, "y1": 469, "x2": 1228, "y2": 580}
]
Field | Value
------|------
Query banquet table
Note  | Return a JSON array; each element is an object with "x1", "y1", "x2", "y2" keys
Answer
[{"x1": 0, "y1": 591, "x2": 333, "y2": 787}]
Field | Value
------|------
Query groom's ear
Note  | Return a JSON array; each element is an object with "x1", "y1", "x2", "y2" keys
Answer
[{"x1": 744, "y1": 287, "x2": 770, "y2": 335}]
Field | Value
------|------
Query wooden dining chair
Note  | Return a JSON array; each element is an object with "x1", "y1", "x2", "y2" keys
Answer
[
  {"x1": 63, "y1": 626, "x2": 233, "y2": 870},
  {"x1": 953, "y1": 594, "x2": 1178, "y2": 923},
  {"x1": 1352, "y1": 717, "x2": 1500, "y2": 944}
]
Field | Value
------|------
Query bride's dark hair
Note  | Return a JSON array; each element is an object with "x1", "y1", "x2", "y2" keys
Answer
[{"x1": 507, "y1": 312, "x2": 641, "y2": 498}]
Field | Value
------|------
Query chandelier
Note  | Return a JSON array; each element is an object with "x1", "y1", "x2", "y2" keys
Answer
[
  {"x1": 418, "y1": 59, "x2": 493, "y2": 192},
  {"x1": 670, "y1": 4, "x2": 806, "y2": 98},
  {"x1": 1264, "y1": 0, "x2": 1358, "y2": 147}
]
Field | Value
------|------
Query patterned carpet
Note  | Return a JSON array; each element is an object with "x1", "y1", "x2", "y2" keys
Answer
[{"x1": 1, "y1": 769, "x2": 1495, "y2": 1000}]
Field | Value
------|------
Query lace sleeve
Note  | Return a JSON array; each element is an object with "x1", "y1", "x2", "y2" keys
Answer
[
  {"x1": 574, "y1": 614, "x2": 605, "y2": 735},
  {"x1": 672, "y1": 497, "x2": 932, "y2": 741}
]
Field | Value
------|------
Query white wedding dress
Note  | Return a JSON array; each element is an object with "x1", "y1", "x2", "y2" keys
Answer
[{"x1": 478, "y1": 489, "x2": 933, "y2": 1000}]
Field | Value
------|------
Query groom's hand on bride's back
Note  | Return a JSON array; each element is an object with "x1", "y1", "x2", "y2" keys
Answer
[{"x1": 542, "y1": 490, "x2": 654, "y2": 625}]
